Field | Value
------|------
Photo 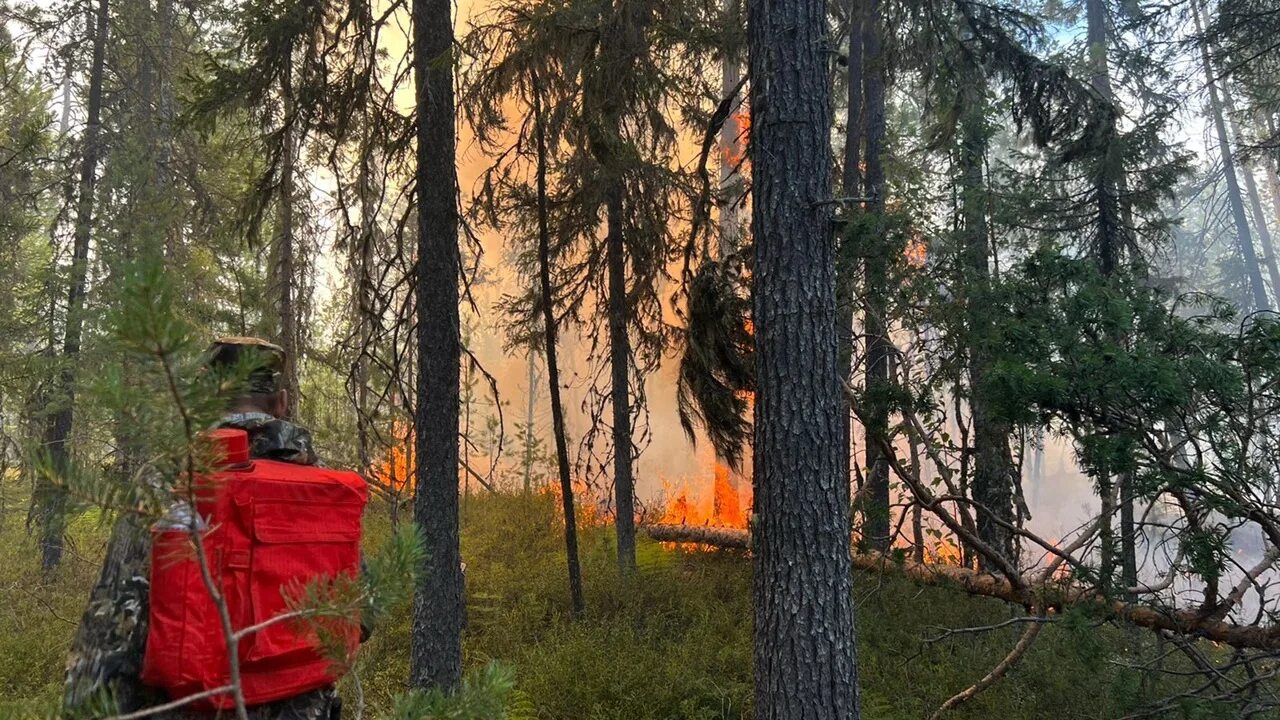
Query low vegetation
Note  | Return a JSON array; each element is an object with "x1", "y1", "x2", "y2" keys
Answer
[{"x1": 2, "y1": 489, "x2": 1257, "y2": 719}]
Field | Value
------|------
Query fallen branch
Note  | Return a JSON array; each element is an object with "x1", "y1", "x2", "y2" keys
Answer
[
  {"x1": 644, "y1": 524, "x2": 1280, "y2": 649},
  {"x1": 930, "y1": 616, "x2": 1045, "y2": 720}
]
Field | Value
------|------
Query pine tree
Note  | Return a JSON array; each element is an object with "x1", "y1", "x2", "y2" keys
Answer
[
  {"x1": 410, "y1": 0, "x2": 464, "y2": 690},
  {"x1": 38, "y1": 0, "x2": 110, "y2": 572},
  {"x1": 748, "y1": 0, "x2": 860, "y2": 714}
]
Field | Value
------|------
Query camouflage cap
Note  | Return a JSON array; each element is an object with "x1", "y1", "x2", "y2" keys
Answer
[{"x1": 205, "y1": 336, "x2": 286, "y2": 395}]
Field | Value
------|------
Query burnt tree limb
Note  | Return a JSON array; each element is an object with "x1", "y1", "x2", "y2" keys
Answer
[{"x1": 644, "y1": 524, "x2": 1280, "y2": 650}]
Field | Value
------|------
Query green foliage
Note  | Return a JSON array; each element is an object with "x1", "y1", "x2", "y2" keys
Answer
[{"x1": 389, "y1": 663, "x2": 527, "y2": 720}]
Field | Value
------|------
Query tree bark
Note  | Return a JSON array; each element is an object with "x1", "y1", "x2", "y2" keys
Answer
[
  {"x1": 747, "y1": 0, "x2": 861, "y2": 711},
  {"x1": 606, "y1": 184, "x2": 637, "y2": 573},
  {"x1": 40, "y1": 0, "x2": 110, "y2": 572},
  {"x1": 410, "y1": 0, "x2": 464, "y2": 690},
  {"x1": 1193, "y1": 1, "x2": 1269, "y2": 311},
  {"x1": 532, "y1": 71, "x2": 585, "y2": 616}
]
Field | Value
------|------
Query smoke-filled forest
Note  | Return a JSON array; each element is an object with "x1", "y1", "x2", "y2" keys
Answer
[{"x1": 3, "y1": 0, "x2": 1280, "y2": 716}]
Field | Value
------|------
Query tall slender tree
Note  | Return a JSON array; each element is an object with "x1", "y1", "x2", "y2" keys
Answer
[
  {"x1": 410, "y1": 0, "x2": 464, "y2": 690},
  {"x1": 1193, "y1": 0, "x2": 1269, "y2": 311},
  {"x1": 39, "y1": 0, "x2": 111, "y2": 572},
  {"x1": 859, "y1": 0, "x2": 891, "y2": 552},
  {"x1": 533, "y1": 72, "x2": 586, "y2": 616},
  {"x1": 748, "y1": 0, "x2": 860, "y2": 713},
  {"x1": 955, "y1": 54, "x2": 1016, "y2": 568},
  {"x1": 1085, "y1": 0, "x2": 1133, "y2": 593},
  {"x1": 1222, "y1": 86, "x2": 1280, "y2": 298}
]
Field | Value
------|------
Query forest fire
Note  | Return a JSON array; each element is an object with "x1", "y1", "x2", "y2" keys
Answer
[
  {"x1": 369, "y1": 424, "x2": 414, "y2": 493},
  {"x1": 658, "y1": 461, "x2": 750, "y2": 529}
]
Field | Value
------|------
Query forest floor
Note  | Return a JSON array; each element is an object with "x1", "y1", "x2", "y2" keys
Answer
[{"x1": 0, "y1": 491, "x2": 1261, "y2": 720}]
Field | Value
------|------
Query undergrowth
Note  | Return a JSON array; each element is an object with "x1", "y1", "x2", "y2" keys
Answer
[{"x1": 0, "y1": 489, "x2": 1258, "y2": 719}]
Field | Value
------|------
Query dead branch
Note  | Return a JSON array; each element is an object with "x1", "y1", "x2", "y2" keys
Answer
[
  {"x1": 929, "y1": 616, "x2": 1046, "y2": 720},
  {"x1": 102, "y1": 685, "x2": 234, "y2": 720},
  {"x1": 644, "y1": 524, "x2": 1280, "y2": 649}
]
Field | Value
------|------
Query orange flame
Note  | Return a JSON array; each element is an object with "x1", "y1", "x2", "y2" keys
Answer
[
  {"x1": 657, "y1": 461, "x2": 750, "y2": 528},
  {"x1": 370, "y1": 422, "x2": 415, "y2": 493},
  {"x1": 712, "y1": 463, "x2": 744, "y2": 527}
]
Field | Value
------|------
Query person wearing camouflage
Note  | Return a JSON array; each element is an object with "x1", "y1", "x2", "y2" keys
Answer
[{"x1": 63, "y1": 337, "x2": 342, "y2": 720}]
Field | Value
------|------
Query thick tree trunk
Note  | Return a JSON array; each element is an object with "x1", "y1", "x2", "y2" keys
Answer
[
  {"x1": 957, "y1": 76, "x2": 1016, "y2": 570},
  {"x1": 860, "y1": 0, "x2": 891, "y2": 552},
  {"x1": 606, "y1": 185, "x2": 637, "y2": 573},
  {"x1": 1194, "y1": 1, "x2": 1269, "y2": 311},
  {"x1": 534, "y1": 74, "x2": 585, "y2": 616},
  {"x1": 747, "y1": 0, "x2": 860, "y2": 712},
  {"x1": 410, "y1": 0, "x2": 464, "y2": 690},
  {"x1": 40, "y1": 0, "x2": 110, "y2": 572}
]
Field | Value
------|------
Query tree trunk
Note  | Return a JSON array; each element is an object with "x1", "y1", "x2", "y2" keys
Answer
[
  {"x1": 747, "y1": 0, "x2": 861, "y2": 711},
  {"x1": 860, "y1": 0, "x2": 891, "y2": 552},
  {"x1": 1222, "y1": 88, "x2": 1280, "y2": 299},
  {"x1": 39, "y1": 0, "x2": 110, "y2": 572},
  {"x1": 957, "y1": 72, "x2": 1015, "y2": 570},
  {"x1": 523, "y1": 350, "x2": 537, "y2": 494},
  {"x1": 157, "y1": 0, "x2": 176, "y2": 258},
  {"x1": 1086, "y1": 0, "x2": 1135, "y2": 594},
  {"x1": 1264, "y1": 115, "x2": 1280, "y2": 230},
  {"x1": 836, "y1": 0, "x2": 862, "y2": 529},
  {"x1": 606, "y1": 184, "x2": 637, "y2": 573},
  {"x1": 533, "y1": 73, "x2": 585, "y2": 616},
  {"x1": 1194, "y1": 1, "x2": 1269, "y2": 311},
  {"x1": 410, "y1": 0, "x2": 463, "y2": 690},
  {"x1": 717, "y1": 0, "x2": 743, "y2": 257},
  {"x1": 277, "y1": 55, "x2": 301, "y2": 419}
]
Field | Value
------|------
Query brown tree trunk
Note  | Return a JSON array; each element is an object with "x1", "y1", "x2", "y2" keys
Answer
[
  {"x1": 40, "y1": 0, "x2": 110, "y2": 572},
  {"x1": 410, "y1": 0, "x2": 464, "y2": 690},
  {"x1": 747, "y1": 0, "x2": 861, "y2": 710},
  {"x1": 533, "y1": 73, "x2": 585, "y2": 615}
]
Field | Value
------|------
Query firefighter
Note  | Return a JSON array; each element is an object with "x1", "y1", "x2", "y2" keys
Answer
[{"x1": 64, "y1": 337, "x2": 344, "y2": 720}]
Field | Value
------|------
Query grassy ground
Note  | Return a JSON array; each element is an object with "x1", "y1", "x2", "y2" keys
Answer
[{"x1": 0, "y1": 491, "x2": 1256, "y2": 719}]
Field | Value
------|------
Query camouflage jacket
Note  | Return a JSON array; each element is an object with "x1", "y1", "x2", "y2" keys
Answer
[{"x1": 63, "y1": 416, "x2": 339, "y2": 720}]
